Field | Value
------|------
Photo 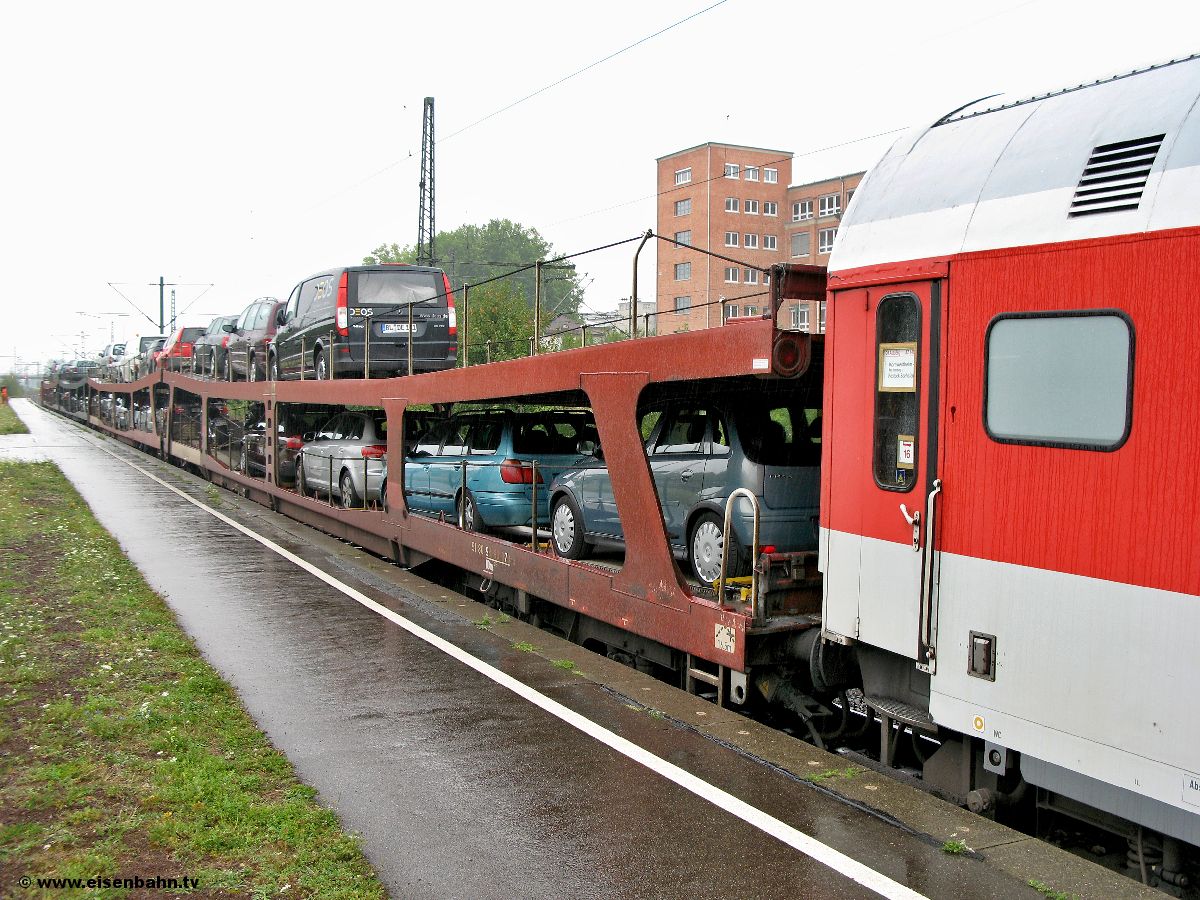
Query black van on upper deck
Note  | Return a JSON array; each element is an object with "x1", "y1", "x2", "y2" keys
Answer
[{"x1": 267, "y1": 264, "x2": 457, "y2": 380}]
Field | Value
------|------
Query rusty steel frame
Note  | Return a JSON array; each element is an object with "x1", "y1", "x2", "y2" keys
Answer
[{"x1": 52, "y1": 318, "x2": 818, "y2": 672}]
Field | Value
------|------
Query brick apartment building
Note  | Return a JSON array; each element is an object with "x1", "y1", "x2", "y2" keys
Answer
[{"x1": 655, "y1": 141, "x2": 863, "y2": 334}]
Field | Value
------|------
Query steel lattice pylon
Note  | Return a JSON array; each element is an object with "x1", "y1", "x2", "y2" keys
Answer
[{"x1": 416, "y1": 97, "x2": 435, "y2": 266}]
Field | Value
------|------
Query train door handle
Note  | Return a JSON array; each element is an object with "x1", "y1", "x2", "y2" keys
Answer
[{"x1": 900, "y1": 503, "x2": 920, "y2": 551}]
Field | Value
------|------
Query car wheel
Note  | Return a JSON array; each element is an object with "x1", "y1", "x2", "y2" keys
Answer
[
  {"x1": 269, "y1": 354, "x2": 279, "y2": 381},
  {"x1": 380, "y1": 477, "x2": 388, "y2": 513},
  {"x1": 248, "y1": 355, "x2": 257, "y2": 382},
  {"x1": 315, "y1": 349, "x2": 327, "y2": 381},
  {"x1": 551, "y1": 494, "x2": 590, "y2": 559},
  {"x1": 239, "y1": 447, "x2": 249, "y2": 474},
  {"x1": 457, "y1": 490, "x2": 485, "y2": 532},
  {"x1": 339, "y1": 471, "x2": 361, "y2": 509},
  {"x1": 224, "y1": 357, "x2": 233, "y2": 382},
  {"x1": 689, "y1": 512, "x2": 748, "y2": 585},
  {"x1": 296, "y1": 455, "x2": 310, "y2": 497}
]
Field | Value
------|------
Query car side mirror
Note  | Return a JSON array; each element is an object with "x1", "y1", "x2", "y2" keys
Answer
[
  {"x1": 222, "y1": 322, "x2": 235, "y2": 332},
  {"x1": 277, "y1": 308, "x2": 290, "y2": 325},
  {"x1": 577, "y1": 439, "x2": 601, "y2": 459},
  {"x1": 302, "y1": 431, "x2": 316, "y2": 442}
]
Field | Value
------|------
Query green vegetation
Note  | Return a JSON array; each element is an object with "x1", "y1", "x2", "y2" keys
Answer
[
  {"x1": 802, "y1": 765, "x2": 862, "y2": 783},
  {"x1": 551, "y1": 659, "x2": 578, "y2": 672},
  {"x1": 0, "y1": 403, "x2": 28, "y2": 435},
  {"x1": 474, "y1": 614, "x2": 493, "y2": 629},
  {"x1": 1027, "y1": 879, "x2": 1075, "y2": 900},
  {"x1": 511, "y1": 641, "x2": 538, "y2": 653},
  {"x1": 0, "y1": 461, "x2": 384, "y2": 898},
  {"x1": 203, "y1": 484, "x2": 222, "y2": 507},
  {"x1": 942, "y1": 839, "x2": 970, "y2": 855}
]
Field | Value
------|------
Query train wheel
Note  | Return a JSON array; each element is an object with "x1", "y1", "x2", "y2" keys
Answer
[
  {"x1": 551, "y1": 495, "x2": 590, "y2": 559},
  {"x1": 339, "y1": 471, "x2": 361, "y2": 509}
]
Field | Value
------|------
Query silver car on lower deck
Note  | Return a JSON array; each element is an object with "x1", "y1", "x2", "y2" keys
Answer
[{"x1": 295, "y1": 411, "x2": 387, "y2": 508}]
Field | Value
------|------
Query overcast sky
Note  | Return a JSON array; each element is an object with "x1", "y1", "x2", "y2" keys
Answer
[{"x1": 2, "y1": 0, "x2": 1196, "y2": 368}]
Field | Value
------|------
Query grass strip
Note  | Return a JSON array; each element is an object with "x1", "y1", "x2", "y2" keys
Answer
[
  {"x1": 0, "y1": 403, "x2": 28, "y2": 435},
  {"x1": 0, "y1": 460, "x2": 386, "y2": 898}
]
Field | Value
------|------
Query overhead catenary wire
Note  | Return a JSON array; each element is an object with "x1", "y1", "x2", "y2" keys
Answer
[
  {"x1": 439, "y1": 1, "x2": 729, "y2": 144},
  {"x1": 303, "y1": 2, "x2": 729, "y2": 213}
]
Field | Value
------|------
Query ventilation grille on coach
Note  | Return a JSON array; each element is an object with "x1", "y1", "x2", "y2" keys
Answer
[{"x1": 1069, "y1": 134, "x2": 1165, "y2": 217}]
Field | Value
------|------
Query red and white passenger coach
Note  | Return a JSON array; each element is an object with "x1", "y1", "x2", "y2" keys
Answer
[{"x1": 820, "y1": 54, "x2": 1200, "y2": 848}]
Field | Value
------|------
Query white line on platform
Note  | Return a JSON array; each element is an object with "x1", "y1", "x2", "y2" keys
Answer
[{"x1": 63, "y1": 416, "x2": 926, "y2": 900}]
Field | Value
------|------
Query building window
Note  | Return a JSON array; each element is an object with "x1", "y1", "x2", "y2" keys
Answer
[
  {"x1": 673, "y1": 230, "x2": 692, "y2": 246},
  {"x1": 674, "y1": 167, "x2": 692, "y2": 185},
  {"x1": 724, "y1": 267, "x2": 739, "y2": 283},
  {"x1": 743, "y1": 233, "x2": 758, "y2": 249},
  {"x1": 846, "y1": 188, "x2": 856, "y2": 204},
  {"x1": 763, "y1": 234, "x2": 777, "y2": 251},
  {"x1": 744, "y1": 269, "x2": 759, "y2": 284},
  {"x1": 791, "y1": 304, "x2": 810, "y2": 332},
  {"x1": 819, "y1": 300, "x2": 827, "y2": 332},
  {"x1": 764, "y1": 168, "x2": 778, "y2": 184},
  {"x1": 744, "y1": 199, "x2": 759, "y2": 215},
  {"x1": 674, "y1": 198, "x2": 692, "y2": 216},
  {"x1": 725, "y1": 304, "x2": 738, "y2": 319},
  {"x1": 674, "y1": 262, "x2": 691, "y2": 280},
  {"x1": 744, "y1": 305, "x2": 758, "y2": 317},
  {"x1": 725, "y1": 232, "x2": 739, "y2": 247},
  {"x1": 819, "y1": 193, "x2": 842, "y2": 217},
  {"x1": 985, "y1": 311, "x2": 1133, "y2": 450},
  {"x1": 791, "y1": 232, "x2": 811, "y2": 257},
  {"x1": 793, "y1": 199, "x2": 813, "y2": 221},
  {"x1": 724, "y1": 163, "x2": 739, "y2": 179},
  {"x1": 674, "y1": 296, "x2": 691, "y2": 312},
  {"x1": 745, "y1": 166, "x2": 759, "y2": 182},
  {"x1": 818, "y1": 227, "x2": 837, "y2": 254},
  {"x1": 763, "y1": 201, "x2": 778, "y2": 216},
  {"x1": 725, "y1": 197, "x2": 739, "y2": 213}
]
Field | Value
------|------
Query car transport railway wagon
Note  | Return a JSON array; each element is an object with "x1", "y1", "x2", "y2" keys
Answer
[
  {"x1": 820, "y1": 55, "x2": 1200, "y2": 866},
  {"x1": 39, "y1": 55, "x2": 1200, "y2": 889}
]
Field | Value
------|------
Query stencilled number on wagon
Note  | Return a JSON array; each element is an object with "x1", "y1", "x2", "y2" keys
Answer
[{"x1": 714, "y1": 624, "x2": 736, "y2": 654}]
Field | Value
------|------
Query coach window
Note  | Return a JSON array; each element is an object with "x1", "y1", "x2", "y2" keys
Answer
[
  {"x1": 873, "y1": 294, "x2": 920, "y2": 491},
  {"x1": 985, "y1": 311, "x2": 1133, "y2": 450}
]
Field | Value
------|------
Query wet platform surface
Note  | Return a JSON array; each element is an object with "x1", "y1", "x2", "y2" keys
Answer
[{"x1": 10, "y1": 400, "x2": 1081, "y2": 898}]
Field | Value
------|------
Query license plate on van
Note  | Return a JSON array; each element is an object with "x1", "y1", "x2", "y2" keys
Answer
[{"x1": 379, "y1": 323, "x2": 413, "y2": 334}]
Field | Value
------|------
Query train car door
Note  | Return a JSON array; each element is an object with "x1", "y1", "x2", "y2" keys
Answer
[{"x1": 822, "y1": 277, "x2": 944, "y2": 668}]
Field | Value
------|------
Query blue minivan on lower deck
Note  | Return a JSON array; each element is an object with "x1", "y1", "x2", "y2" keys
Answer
[{"x1": 403, "y1": 410, "x2": 596, "y2": 530}]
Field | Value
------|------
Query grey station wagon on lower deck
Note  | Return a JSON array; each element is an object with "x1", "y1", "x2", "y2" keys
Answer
[{"x1": 548, "y1": 378, "x2": 823, "y2": 584}]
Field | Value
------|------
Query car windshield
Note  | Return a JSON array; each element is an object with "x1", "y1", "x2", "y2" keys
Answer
[
  {"x1": 734, "y1": 400, "x2": 821, "y2": 466},
  {"x1": 513, "y1": 414, "x2": 596, "y2": 454},
  {"x1": 355, "y1": 270, "x2": 442, "y2": 307}
]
